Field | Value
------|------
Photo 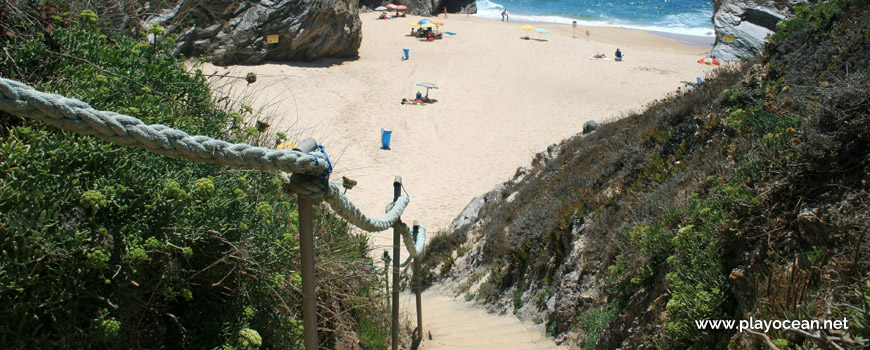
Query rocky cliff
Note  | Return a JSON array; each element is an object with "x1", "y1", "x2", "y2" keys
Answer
[
  {"x1": 145, "y1": 0, "x2": 362, "y2": 65},
  {"x1": 711, "y1": 0, "x2": 815, "y2": 61},
  {"x1": 359, "y1": 0, "x2": 477, "y2": 16}
]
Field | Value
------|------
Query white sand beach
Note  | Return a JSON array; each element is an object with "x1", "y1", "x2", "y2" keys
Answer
[{"x1": 206, "y1": 12, "x2": 715, "y2": 253}]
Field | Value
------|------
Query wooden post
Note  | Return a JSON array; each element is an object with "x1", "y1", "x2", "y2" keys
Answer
[
  {"x1": 293, "y1": 139, "x2": 319, "y2": 350},
  {"x1": 383, "y1": 250, "x2": 391, "y2": 312},
  {"x1": 391, "y1": 176, "x2": 402, "y2": 350},
  {"x1": 413, "y1": 221, "x2": 423, "y2": 341}
]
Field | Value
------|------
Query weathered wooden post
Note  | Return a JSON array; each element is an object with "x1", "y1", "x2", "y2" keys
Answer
[
  {"x1": 391, "y1": 176, "x2": 402, "y2": 350},
  {"x1": 413, "y1": 221, "x2": 423, "y2": 341},
  {"x1": 383, "y1": 250, "x2": 391, "y2": 312},
  {"x1": 293, "y1": 138, "x2": 319, "y2": 350}
]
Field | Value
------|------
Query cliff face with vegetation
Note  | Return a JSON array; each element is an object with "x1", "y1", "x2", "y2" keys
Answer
[
  {"x1": 76, "y1": 0, "x2": 363, "y2": 65},
  {"x1": 144, "y1": 0, "x2": 363, "y2": 65},
  {"x1": 423, "y1": 1, "x2": 870, "y2": 349},
  {"x1": 711, "y1": 0, "x2": 818, "y2": 61}
]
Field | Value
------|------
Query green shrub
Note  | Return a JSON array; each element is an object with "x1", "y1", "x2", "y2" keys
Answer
[
  {"x1": 577, "y1": 306, "x2": 617, "y2": 350},
  {"x1": 513, "y1": 288, "x2": 524, "y2": 310},
  {"x1": 0, "y1": 12, "x2": 387, "y2": 349}
]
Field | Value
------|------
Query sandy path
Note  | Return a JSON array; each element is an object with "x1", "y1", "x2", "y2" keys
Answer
[
  {"x1": 399, "y1": 287, "x2": 564, "y2": 349},
  {"x1": 206, "y1": 12, "x2": 714, "y2": 348}
]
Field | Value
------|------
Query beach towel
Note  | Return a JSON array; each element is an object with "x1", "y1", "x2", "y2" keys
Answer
[
  {"x1": 588, "y1": 57, "x2": 611, "y2": 61},
  {"x1": 445, "y1": 32, "x2": 456, "y2": 35}
]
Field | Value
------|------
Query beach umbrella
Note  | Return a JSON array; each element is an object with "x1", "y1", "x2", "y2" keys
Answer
[
  {"x1": 415, "y1": 82, "x2": 438, "y2": 98},
  {"x1": 420, "y1": 22, "x2": 436, "y2": 29},
  {"x1": 419, "y1": 18, "x2": 433, "y2": 25},
  {"x1": 375, "y1": 6, "x2": 387, "y2": 10},
  {"x1": 520, "y1": 25, "x2": 535, "y2": 39},
  {"x1": 406, "y1": 21, "x2": 419, "y2": 26},
  {"x1": 396, "y1": 5, "x2": 407, "y2": 9},
  {"x1": 697, "y1": 57, "x2": 720, "y2": 66},
  {"x1": 534, "y1": 27, "x2": 549, "y2": 39},
  {"x1": 386, "y1": 3, "x2": 398, "y2": 8},
  {"x1": 433, "y1": 21, "x2": 444, "y2": 27}
]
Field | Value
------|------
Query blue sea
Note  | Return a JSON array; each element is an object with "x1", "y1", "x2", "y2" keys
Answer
[{"x1": 475, "y1": 0, "x2": 715, "y2": 37}]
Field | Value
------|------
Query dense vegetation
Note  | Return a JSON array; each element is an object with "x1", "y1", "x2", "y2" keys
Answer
[
  {"x1": 423, "y1": 0, "x2": 869, "y2": 349},
  {"x1": 1, "y1": 5, "x2": 389, "y2": 349}
]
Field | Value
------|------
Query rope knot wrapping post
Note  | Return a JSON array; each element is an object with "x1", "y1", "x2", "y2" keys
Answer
[{"x1": 281, "y1": 173, "x2": 335, "y2": 203}]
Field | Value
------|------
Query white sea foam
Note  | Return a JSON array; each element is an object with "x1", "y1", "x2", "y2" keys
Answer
[{"x1": 473, "y1": 0, "x2": 714, "y2": 37}]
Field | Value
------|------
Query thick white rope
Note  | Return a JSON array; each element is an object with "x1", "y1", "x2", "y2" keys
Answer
[
  {"x1": 0, "y1": 78, "x2": 328, "y2": 175},
  {"x1": 0, "y1": 78, "x2": 424, "y2": 242}
]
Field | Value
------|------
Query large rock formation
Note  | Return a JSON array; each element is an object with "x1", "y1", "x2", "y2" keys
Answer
[
  {"x1": 146, "y1": 0, "x2": 362, "y2": 65},
  {"x1": 359, "y1": 0, "x2": 476, "y2": 16},
  {"x1": 710, "y1": 0, "x2": 814, "y2": 61}
]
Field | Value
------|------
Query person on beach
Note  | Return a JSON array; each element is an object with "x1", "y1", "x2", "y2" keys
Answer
[
  {"x1": 615, "y1": 48, "x2": 623, "y2": 61},
  {"x1": 501, "y1": 10, "x2": 506, "y2": 21},
  {"x1": 593, "y1": 53, "x2": 606, "y2": 58},
  {"x1": 586, "y1": 30, "x2": 590, "y2": 40},
  {"x1": 444, "y1": 6, "x2": 448, "y2": 18},
  {"x1": 378, "y1": 12, "x2": 388, "y2": 20}
]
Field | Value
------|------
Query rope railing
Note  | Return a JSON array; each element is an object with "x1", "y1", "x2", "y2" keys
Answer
[
  {"x1": 0, "y1": 77, "x2": 426, "y2": 349},
  {"x1": 0, "y1": 77, "x2": 421, "y2": 237}
]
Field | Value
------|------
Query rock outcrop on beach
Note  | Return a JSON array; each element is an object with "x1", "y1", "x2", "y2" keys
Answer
[
  {"x1": 710, "y1": 0, "x2": 814, "y2": 61},
  {"x1": 360, "y1": 0, "x2": 477, "y2": 16},
  {"x1": 145, "y1": 0, "x2": 362, "y2": 65}
]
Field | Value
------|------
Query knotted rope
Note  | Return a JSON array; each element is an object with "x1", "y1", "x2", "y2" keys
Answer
[
  {"x1": 0, "y1": 78, "x2": 425, "y2": 249},
  {"x1": 0, "y1": 78, "x2": 328, "y2": 175},
  {"x1": 385, "y1": 223, "x2": 426, "y2": 268}
]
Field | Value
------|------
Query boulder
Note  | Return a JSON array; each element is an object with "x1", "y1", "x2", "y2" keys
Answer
[
  {"x1": 710, "y1": 0, "x2": 814, "y2": 61},
  {"x1": 360, "y1": 0, "x2": 477, "y2": 16},
  {"x1": 146, "y1": 0, "x2": 362, "y2": 65},
  {"x1": 582, "y1": 120, "x2": 600, "y2": 134}
]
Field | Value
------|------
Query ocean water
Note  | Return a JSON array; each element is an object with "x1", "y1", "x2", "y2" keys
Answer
[{"x1": 475, "y1": 0, "x2": 715, "y2": 37}]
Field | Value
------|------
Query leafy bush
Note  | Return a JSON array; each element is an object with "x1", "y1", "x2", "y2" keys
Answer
[
  {"x1": 1, "y1": 9, "x2": 387, "y2": 349},
  {"x1": 577, "y1": 306, "x2": 617, "y2": 350}
]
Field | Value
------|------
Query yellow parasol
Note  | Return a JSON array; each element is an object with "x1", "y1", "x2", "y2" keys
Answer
[{"x1": 520, "y1": 24, "x2": 535, "y2": 31}]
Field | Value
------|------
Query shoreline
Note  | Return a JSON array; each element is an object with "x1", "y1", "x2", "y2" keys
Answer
[
  {"x1": 466, "y1": 14, "x2": 716, "y2": 49},
  {"x1": 650, "y1": 30, "x2": 715, "y2": 49}
]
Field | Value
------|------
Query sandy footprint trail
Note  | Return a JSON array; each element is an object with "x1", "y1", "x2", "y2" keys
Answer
[
  {"x1": 399, "y1": 287, "x2": 564, "y2": 349},
  {"x1": 209, "y1": 12, "x2": 712, "y2": 349}
]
